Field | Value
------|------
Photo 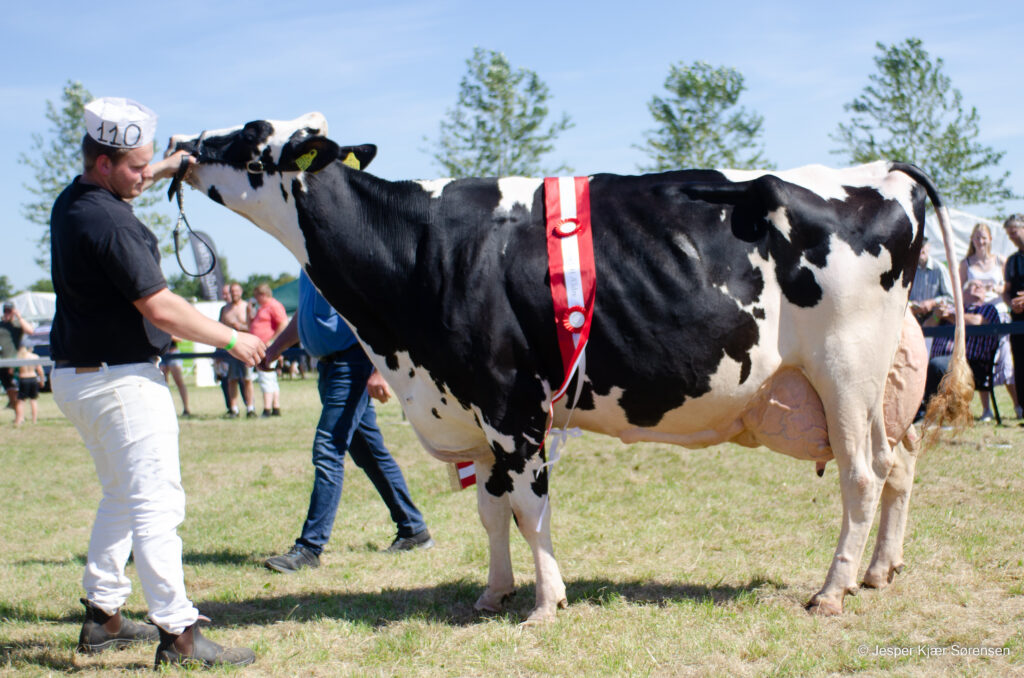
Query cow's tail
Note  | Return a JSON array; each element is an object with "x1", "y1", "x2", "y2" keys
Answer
[{"x1": 891, "y1": 162, "x2": 973, "y2": 433}]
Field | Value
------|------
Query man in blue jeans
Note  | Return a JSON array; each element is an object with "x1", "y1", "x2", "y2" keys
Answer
[{"x1": 261, "y1": 272, "x2": 431, "y2": 573}]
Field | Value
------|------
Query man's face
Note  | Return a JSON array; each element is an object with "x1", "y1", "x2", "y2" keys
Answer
[
  {"x1": 1006, "y1": 224, "x2": 1024, "y2": 251},
  {"x1": 221, "y1": 285, "x2": 231, "y2": 302},
  {"x1": 230, "y1": 284, "x2": 243, "y2": 303},
  {"x1": 963, "y1": 281, "x2": 985, "y2": 306},
  {"x1": 105, "y1": 145, "x2": 154, "y2": 200},
  {"x1": 918, "y1": 242, "x2": 931, "y2": 267}
]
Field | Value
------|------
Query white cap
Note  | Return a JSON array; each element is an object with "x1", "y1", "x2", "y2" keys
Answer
[{"x1": 84, "y1": 97, "x2": 158, "y2": 149}]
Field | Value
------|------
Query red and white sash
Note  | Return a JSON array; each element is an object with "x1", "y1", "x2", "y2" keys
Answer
[{"x1": 545, "y1": 176, "x2": 596, "y2": 403}]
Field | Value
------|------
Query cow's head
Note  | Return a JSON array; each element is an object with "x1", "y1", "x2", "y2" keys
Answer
[{"x1": 167, "y1": 112, "x2": 376, "y2": 262}]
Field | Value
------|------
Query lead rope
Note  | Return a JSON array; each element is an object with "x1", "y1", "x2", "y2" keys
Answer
[
  {"x1": 534, "y1": 350, "x2": 587, "y2": 531},
  {"x1": 167, "y1": 154, "x2": 216, "y2": 278}
]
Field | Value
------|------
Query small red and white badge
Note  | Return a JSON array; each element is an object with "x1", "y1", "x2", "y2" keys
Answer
[{"x1": 448, "y1": 460, "x2": 477, "y2": 491}]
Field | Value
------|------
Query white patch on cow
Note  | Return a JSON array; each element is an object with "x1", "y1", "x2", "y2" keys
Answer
[
  {"x1": 720, "y1": 162, "x2": 889, "y2": 202},
  {"x1": 184, "y1": 165, "x2": 312, "y2": 269},
  {"x1": 719, "y1": 161, "x2": 921, "y2": 242},
  {"x1": 767, "y1": 207, "x2": 792, "y2": 242},
  {"x1": 496, "y1": 177, "x2": 543, "y2": 213},
  {"x1": 670, "y1": 231, "x2": 700, "y2": 262},
  {"x1": 415, "y1": 178, "x2": 454, "y2": 199},
  {"x1": 720, "y1": 209, "x2": 728, "y2": 222},
  {"x1": 350, "y1": 341, "x2": 496, "y2": 461}
]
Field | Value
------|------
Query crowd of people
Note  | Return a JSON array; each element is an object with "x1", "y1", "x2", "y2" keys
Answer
[
  {"x1": 5, "y1": 93, "x2": 1023, "y2": 670},
  {"x1": 912, "y1": 215, "x2": 1024, "y2": 424}
]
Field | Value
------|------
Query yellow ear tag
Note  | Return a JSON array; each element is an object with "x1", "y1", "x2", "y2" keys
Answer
[
  {"x1": 342, "y1": 152, "x2": 361, "y2": 170},
  {"x1": 295, "y1": 149, "x2": 318, "y2": 172}
]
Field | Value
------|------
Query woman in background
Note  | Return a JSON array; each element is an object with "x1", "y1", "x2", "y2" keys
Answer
[{"x1": 959, "y1": 222, "x2": 1019, "y2": 420}]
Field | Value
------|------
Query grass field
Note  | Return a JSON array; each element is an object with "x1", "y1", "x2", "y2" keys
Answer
[{"x1": 1, "y1": 377, "x2": 1022, "y2": 676}]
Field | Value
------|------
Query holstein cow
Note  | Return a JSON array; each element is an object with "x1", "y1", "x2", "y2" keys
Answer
[{"x1": 169, "y1": 113, "x2": 971, "y2": 622}]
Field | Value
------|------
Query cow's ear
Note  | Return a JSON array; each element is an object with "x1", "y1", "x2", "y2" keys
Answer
[
  {"x1": 337, "y1": 144, "x2": 377, "y2": 171},
  {"x1": 279, "y1": 136, "x2": 340, "y2": 173}
]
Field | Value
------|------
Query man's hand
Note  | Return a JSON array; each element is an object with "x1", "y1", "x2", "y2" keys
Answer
[
  {"x1": 367, "y1": 370, "x2": 391, "y2": 404},
  {"x1": 229, "y1": 332, "x2": 266, "y2": 367},
  {"x1": 910, "y1": 298, "x2": 936, "y2": 318},
  {"x1": 150, "y1": 149, "x2": 195, "y2": 182},
  {"x1": 1012, "y1": 292, "x2": 1024, "y2": 315}
]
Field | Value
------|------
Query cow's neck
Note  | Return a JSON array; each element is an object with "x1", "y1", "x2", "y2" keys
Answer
[{"x1": 291, "y1": 164, "x2": 432, "y2": 345}]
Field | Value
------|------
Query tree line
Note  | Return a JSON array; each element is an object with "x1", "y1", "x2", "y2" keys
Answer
[{"x1": 16, "y1": 37, "x2": 1017, "y2": 296}]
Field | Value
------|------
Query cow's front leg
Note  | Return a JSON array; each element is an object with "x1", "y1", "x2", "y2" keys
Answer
[
  {"x1": 473, "y1": 456, "x2": 516, "y2": 613},
  {"x1": 509, "y1": 452, "x2": 567, "y2": 624},
  {"x1": 807, "y1": 412, "x2": 892, "y2": 615},
  {"x1": 863, "y1": 429, "x2": 919, "y2": 589}
]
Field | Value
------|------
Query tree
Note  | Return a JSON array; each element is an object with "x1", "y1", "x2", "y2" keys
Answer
[
  {"x1": 638, "y1": 61, "x2": 771, "y2": 171},
  {"x1": 18, "y1": 80, "x2": 174, "y2": 274},
  {"x1": 429, "y1": 47, "x2": 573, "y2": 177},
  {"x1": 0, "y1": 275, "x2": 14, "y2": 300},
  {"x1": 28, "y1": 279, "x2": 54, "y2": 293},
  {"x1": 833, "y1": 38, "x2": 1015, "y2": 209},
  {"x1": 241, "y1": 272, "x2": 296, "y2": 299}
]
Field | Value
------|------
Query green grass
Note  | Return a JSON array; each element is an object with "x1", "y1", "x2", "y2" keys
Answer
[{"x1": 1, "y1": 379, "x2": 1022, "y2": 676}]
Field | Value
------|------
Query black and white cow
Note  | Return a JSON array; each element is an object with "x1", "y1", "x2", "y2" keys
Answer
[{"x1": 169, "y1": 113, "x2": 971, "y2": 622}]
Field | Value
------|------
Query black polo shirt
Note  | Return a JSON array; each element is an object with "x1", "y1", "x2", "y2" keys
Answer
[
  {"x1": 1007, "y1": 250, "x2": 1024, "y2": 321},
  {"x1": 49, "y1": 177, "x2": 171, "y2": 364}
]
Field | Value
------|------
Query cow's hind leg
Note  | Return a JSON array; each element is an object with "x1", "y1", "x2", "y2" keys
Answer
[
  {"x1": 863, "y1": 428, "x2": 919, "y2": 589},
  {"x1": 474, "y1": 456, "x2": 517, "y2": 614},
  {"x1": 807, "y1": 397, "x2": 893, "y2": 616}
]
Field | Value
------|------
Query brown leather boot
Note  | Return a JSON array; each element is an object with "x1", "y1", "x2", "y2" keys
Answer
[
  {"x1": 76, "y1": 598, "x2": 159, "y2": 654},
  {"x1": 154, "y1": 619, "x2": 255, "y2": 668}
]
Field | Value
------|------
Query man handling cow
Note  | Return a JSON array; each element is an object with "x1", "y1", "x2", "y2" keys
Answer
[{"x1": 49, "y1": 96, "x2": 265, "y2": 668}]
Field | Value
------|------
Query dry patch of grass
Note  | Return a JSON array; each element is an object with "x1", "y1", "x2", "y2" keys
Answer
[{"x1": 1, "y1": 380, "x2": 1022, "y2": 676}]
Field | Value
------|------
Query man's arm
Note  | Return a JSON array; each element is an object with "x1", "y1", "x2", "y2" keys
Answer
[
  {"x1": 141, "y1": 149, "x2": 192, "y2": 193},
  {"x1": 261, "y1": 314, "x2": 300, "y2": 369},
  {"x1": 134, "y1": 288, "x2": 266, "y2": 365},
  {"x1": 12, "y1": 308, "x2": 35, "y2": 336}
]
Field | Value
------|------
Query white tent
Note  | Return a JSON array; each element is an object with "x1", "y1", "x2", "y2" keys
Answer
[
  {"x1": 924, "y1": 208, "x2": 1013, "y2": 268},
  {"x1": 7, "y1": 291, "x2": 56, "y2": 323}
]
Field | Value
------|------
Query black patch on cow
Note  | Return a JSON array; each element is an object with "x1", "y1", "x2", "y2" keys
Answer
[
  {"x1": 207, "y1": 186, "x2": 223, "y2": 205},
  {"x1": 440, "y1": 397, "x2": 447, "y2": 405},
  {"x1": 408, "y1": 368, "x2": 415, "y2": 378},
  {"x1": 385, "y1": 354, "x2": 399, "y2": 371},
  {"x1": 484, "y1": 441, "x2": 525, "y2": 497},
  {"x1": 753, "y1": 307, "x2": 765, "y2": 320},
  {"x1": 280, "y1": 184, "x2": 289, "y2": 203},
  {"x1": 531, "y1": 447, "x2": 549, "y2": 497},
  {"x1": 431, "y1": 407, "x2": 441, "y2": 419}
]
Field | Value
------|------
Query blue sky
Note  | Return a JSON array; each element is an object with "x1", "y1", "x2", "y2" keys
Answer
[{"x1": 2, "y1": 0, "x2": 1022, "y2": 293}]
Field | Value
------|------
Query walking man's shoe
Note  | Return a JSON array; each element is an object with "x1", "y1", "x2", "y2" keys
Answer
[
  {"x1": 386, "y1": 528, "x2": 434, "y2": 552},
  {"x1": 154, "y1": 619, "x2": 255, "y2": 668},
  {"x1": 77, "y1": 598, "x2": 159, "y2": 654},
  {"x1": 264, "y1": 544, "x2": 320, "y2": 573}
]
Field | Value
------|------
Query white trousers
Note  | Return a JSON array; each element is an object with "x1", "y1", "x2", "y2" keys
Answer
[
  {"x1": 256, "y1": 368, "x2": 279, "y2": 394},
  {"x1": 52, "y1": 362, "x2": 199, "y2": 634}
]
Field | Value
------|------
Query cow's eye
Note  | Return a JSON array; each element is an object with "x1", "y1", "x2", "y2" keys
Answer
[{"x1": 246, "y1": 160, "x2": 264, "y2": 174}]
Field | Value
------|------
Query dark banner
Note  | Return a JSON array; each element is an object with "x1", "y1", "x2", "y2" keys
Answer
[{"x1": 189, "y1": 230, "x2": 225, "y2": 301}]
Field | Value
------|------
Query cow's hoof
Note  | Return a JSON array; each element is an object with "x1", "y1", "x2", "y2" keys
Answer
[
  {"x1": 474, "y1": 589, "x2": 515, "y2": 613},
  {"x1": 863, "y1": 562, "x2": 904, "y2": 590},
  {"x1": 520, "y1": 597, "x2": 567, "y2": 626},
  {"x1": 805, "y1": 596, "x2": 843, "y2": 616}
]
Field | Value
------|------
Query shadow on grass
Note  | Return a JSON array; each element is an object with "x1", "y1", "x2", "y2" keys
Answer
[
  {"x1": 15, "y1": 549, "x2": 253, "y2": 568},
  {"x1": 0, "y1": 576, "x2": 787, "y2": 671},
  {"x1": 194, "y1": 575, "x2": 788, "y2": 628}
]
